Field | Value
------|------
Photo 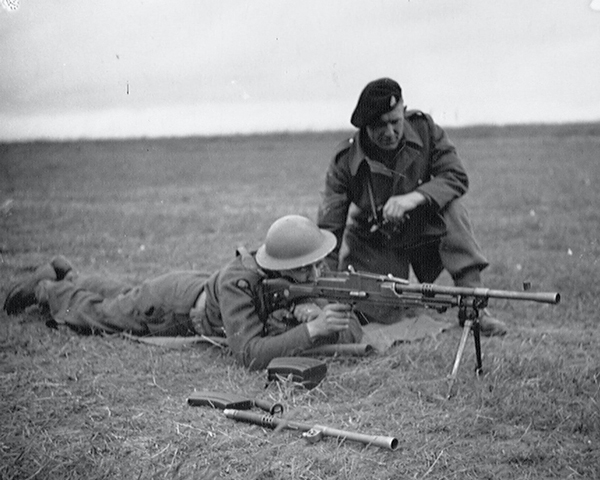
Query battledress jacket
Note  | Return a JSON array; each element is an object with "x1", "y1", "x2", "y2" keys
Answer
[
  {"x1": 317, "y1": 110, "x2": 469, "y2": 265},
  {"x1": 201, "y1": 249, "x2": 360, "y2": 370}
]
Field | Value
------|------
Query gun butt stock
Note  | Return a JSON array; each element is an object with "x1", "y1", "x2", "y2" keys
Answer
[{"x1": 188, "y1": 391, "x2": 283, "y2": 415}]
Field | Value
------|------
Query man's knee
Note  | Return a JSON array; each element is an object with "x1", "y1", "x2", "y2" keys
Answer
[{"x1": 439, "y1": 200, "x2": 488, "y2": 275}]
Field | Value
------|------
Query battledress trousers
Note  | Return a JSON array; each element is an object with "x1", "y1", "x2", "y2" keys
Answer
[{"x1": 37, "y1": 271, "x2": 205, "y2": 336}]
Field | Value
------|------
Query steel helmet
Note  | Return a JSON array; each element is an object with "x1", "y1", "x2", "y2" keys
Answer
[{"x1": 256, "y1": 215, "x2": 337, "y2": 270}]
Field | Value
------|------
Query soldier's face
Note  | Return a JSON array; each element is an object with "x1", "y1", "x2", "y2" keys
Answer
[
  {"x1": 366, "y1": 102, "x2": 405, "y2": 151},
  {"x1": 282, "y1": 261, "x2": 324, "y2": 283}
]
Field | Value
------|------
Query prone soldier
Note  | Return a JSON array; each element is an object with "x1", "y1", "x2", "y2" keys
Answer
[{"x1": 3, "y1": 215, "x2": 363, "y2": 370}]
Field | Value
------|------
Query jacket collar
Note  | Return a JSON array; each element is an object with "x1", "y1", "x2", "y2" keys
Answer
[
  {"x1": 348, "y1": 119, "x2": 424, "y2": 176},
  {"x1": 236, "y1": 246, "x2": 264, "y2": 274}
]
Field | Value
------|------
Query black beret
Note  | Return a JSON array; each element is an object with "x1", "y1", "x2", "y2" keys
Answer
[{"x1": 350, "y1": 78, "x2": 403, "y2": 128}]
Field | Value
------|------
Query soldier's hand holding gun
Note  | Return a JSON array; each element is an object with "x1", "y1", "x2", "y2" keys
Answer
[{"x1": 304, "y1": 303, "x2": 356, "y2": 339}]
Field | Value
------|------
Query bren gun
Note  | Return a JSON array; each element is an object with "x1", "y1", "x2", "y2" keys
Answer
[{"x1": 261, "y1": 268, "x2": 560, "y2": 397}]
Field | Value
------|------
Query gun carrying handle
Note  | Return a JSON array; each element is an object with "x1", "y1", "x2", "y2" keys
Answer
[
  {"x1": 302, "y1": 428, "x2": 323, "y2": 444},
  {"x1": 253, "y1": 398, "x2": 284, "y2": 415}
]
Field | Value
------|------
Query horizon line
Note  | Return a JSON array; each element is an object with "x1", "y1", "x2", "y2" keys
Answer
[{"x1": 2, "y1": 119, "x2": 600, "y2": 144}]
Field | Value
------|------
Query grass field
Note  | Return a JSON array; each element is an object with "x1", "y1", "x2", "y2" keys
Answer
[{"x1": 1, "y1": 123, "x2": 599, "y2": 479}]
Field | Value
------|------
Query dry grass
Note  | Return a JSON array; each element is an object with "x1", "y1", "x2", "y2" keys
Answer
[{"x1": 1, "y1": 125, "x2": 599, "y2": 479}]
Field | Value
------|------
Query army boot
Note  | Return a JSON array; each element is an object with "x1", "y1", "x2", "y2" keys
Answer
[
  {"x1": 50, "y1": 255, "x2": 75, "y2": 280},
  {"x1": 477, "y1": 309, "x2": 508, "y2": 337},
  {"x1": 3, "y1": 263, "x2": 57, "y2": 315}
]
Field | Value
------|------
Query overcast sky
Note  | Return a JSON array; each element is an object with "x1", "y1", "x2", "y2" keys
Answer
[{"x1": 1, "y1": 0, "x2": 599, "y2": 140}]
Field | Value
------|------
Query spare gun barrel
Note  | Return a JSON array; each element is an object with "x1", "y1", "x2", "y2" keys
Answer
[{"x1": 223, "y1": 409, "x2": 398, "y2": 451}]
